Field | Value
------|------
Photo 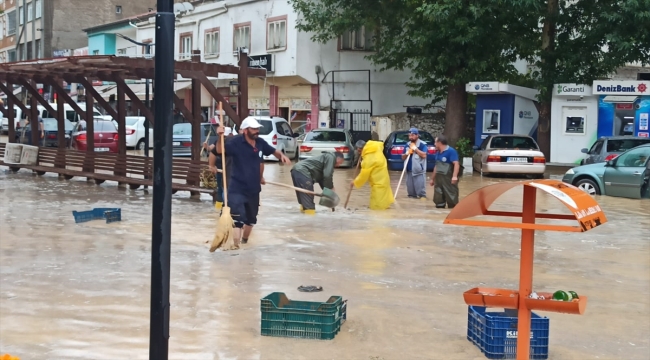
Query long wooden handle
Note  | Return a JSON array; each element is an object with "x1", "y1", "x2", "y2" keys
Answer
[
  {"x1": 219, "y1": 102, "x2": 228, "y2": 206},
  {"x1": 394, "y1": 153, "x2": 411, "y2": 199},
  {"x1": 265, "y1": 181, "x2": 321, "y2": 196},
  {"x1": 200, "y1": 126, "x2": 213, "y2": 157},
  {"x1": 344, "y1": 156, "x2": 361, "y2": 208}
]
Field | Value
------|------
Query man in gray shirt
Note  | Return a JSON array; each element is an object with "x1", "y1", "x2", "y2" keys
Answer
[{"x1": 290, "y1": 152, "x2": 344, "y2": 214}]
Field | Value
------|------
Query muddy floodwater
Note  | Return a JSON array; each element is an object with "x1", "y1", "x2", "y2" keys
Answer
[{"x1": 0, "y1": 161, "x2": 649, "y2": 359}]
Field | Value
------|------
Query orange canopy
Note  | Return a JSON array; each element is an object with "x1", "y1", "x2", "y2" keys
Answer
[{"x1": 444, "y1": 179, "x2": 607, "y2": 232}]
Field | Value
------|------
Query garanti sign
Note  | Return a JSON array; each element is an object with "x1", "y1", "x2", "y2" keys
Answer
[
  {"x1": 556, "y1": 84, "x2": 591, "y2": 96},
  {"x1": 592, "y1": 80, "x2": 648, "y2": 95}
]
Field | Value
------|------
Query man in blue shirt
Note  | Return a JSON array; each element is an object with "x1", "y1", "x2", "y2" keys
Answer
[
  {"x1": 401, "y1": 127, "x2": 428, "y2": 199},
  {"x1": 215, "y1": 117, "x2": 291, "y2": 248},
  {"x1": 429, "y1": 135, "x2": 460, "y2": 208}
]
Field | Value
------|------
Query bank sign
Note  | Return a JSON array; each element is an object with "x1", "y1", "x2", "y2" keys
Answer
[
  {"x1": 592, "y1": 80, "x2": 648, "y2": 95},
  {"x1": 466, "y1": 82, "x2": 499, "y2": 93},
  {"x1": 556, "y1": 83, "x2": 592, "y2": 96}
]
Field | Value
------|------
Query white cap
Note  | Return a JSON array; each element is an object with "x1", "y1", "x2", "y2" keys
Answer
[{"x1": 240, "y1": 117, "x2": 263, "y2": 130}]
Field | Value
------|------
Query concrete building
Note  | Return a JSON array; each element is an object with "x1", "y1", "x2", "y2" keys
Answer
[
  {"x1": 0, "y1": 0, "x2": 156, "y2": 62},
  {"x1": 103, "y1": 0, "x2": 423, "y2": 137}
]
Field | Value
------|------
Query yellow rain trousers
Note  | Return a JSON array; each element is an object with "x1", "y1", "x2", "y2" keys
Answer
[{"x1": 353, "y1": 140, "x2": 394, "y2": 210}]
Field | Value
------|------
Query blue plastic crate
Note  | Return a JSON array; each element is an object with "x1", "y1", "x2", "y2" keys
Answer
[
  {"x1": 260, "y1": 292, "x2": 346, "y2": 340},
  {"x1": 467, "y1": 306, "x2": 549, "y2": 359},
  {"x1": 72, "y1": 208, "x2": 121, "y2": 224}
]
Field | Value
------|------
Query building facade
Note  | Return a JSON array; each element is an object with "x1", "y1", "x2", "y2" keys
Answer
[
  {"x1": 0, "y1": 0, "x2": 156, "y2": 62},
  {"x1": 113, "y1": 0, "x2": 423, "y2": 134}
]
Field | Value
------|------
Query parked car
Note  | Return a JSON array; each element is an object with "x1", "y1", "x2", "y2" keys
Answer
[
  {"x1": 563, "y1": 144, "x2": 650, "y2": 199},
  {"x1": 253, "y1": 116, "x2": 299, "y2": 160},
  {"x1": 16, "y1": 118, "x2": 74, "y2": 147},
  {"x1": 472, "y1": 134, "x2": 546, "y2": 177},
  {"x1": 2, "y1": 103, "x2": 104, "y2": 134},
  {"x1": 580, "y1": 136, "x2": 650, "y2": 165},
  {"x1": 172, "y1": 123, "x2": 218, "y2": 157},
  {"x1": 299, "y1": 128, "x2": 357, "y2": 167},
  {"x1": 71, "y1": 119, "x2": 120, "y2": 153},
  {"x1": 383, "y1": 130, "x2": 437, "y2": 171},
  {"x1": 112, "y1": 116, "x2": 154, "y2": 150}
]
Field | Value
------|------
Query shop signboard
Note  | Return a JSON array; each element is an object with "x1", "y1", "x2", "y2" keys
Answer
[
  {"x1": 592, "y1": 80, "x2": 648, "y2": 95},
  {"x1": 467, "y1": 81, "x2": 499, "y2": 93},
  {"x1": 248, "y1": 54, "x2": 274, "y2": 73}
]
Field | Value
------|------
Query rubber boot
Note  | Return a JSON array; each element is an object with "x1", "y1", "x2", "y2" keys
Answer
[
  {"x1": 303, "y1": 209, "x2": 316, "y2": 215},
  {"x1": 300, "y1": 205, "x2": 305, "y2": 213},
  {"x1": 214, "y1": 201, "x2": 223, "y2": 210}
]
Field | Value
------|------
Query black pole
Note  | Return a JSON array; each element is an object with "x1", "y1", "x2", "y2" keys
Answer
[
  {"x1": 145, "y1": 44, "x2": 151, "y2": 159},
  {"x1": 150, "y1": 0, "x2": 174, "y2": 358}
]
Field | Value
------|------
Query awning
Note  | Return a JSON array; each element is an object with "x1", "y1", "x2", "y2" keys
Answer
[{"x1": 603, "y1": 96, "x2": 638, "y2": 103}]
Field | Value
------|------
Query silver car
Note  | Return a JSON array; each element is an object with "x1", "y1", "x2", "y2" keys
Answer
[
  {"x1": 580, "y1": 136, "x2": 650, "y2": 165},
  {"x1": 472, "y1": 134, "x2": 546, "y2": 177},
  {"x1": 298, "y1": 128, "x2": 358, "y2": 167}
]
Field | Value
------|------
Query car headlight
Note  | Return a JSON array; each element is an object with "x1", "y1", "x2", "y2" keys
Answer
[{"x1": 565, "y1": 169, "x2": 575, "y2": 175}]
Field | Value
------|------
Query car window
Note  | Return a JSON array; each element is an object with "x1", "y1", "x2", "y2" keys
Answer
[
  {"x1": 606, "y1": 139, "x2": 650, "y2": 152},
  {"x1": 589, "y1": 141, "x2": 603, "y2": 155},
  {"x1": 202, "y1": 124, "x2": 216, "y2": 137},
  {"x1": 96, "y1": 121, "x2": 117, "y2": 132},
  {"x1": 281, "y1": 122, "x2": 293, "y2": 136},
  {"x1": 173, "y1": 123, "x2": 191, "y2": 135},
  {"x1": 66, "y1": 110, "x2": 77, "y2": 122},
  {"x1": 125, "y1": 118, "x2": 140, "y2": 126},
  {"x1": 615, "y1": 146, "x2": 650, "y2": 167},
  {"x1": 42, "y1": 119, "x2": 58, "y2": 131},
  {"x1": 393, "y1": 132, "x2": 435, "y2": 144},
  {"x1": 480, "y1": 137, "x2": 490, "y2": 150},
  {"x1": 305, "y1": 131, "x2": 347, "y2": 142},
  {"x1": 258, "y1": 120, "x2": 273, "y2": 135},
  {"x1": 490, "y1": 136, "x2": 538, "y2": 150}
]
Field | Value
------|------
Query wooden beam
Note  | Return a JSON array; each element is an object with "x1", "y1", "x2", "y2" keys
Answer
[
  {"x1": 75, "y1": 77, "x2": 119, "y2": 121},
  {"x1": 43, "y1": 78, "x2": 89, "y2": 121},
  {"x1": 191, "y1": 50, "x2": 202, "y2": 161},
  {"x1": 173, "y1": 95, "x2": 193, "y2": 124},
  {"x1": 113, "y1": 75, "x2": 154, "y2": 124},
  {"x1": 116, "y1": 81, "x2": 127, "y2": 156},
  {"x1": 56, "y1": 81, "x2": 66, "y2": 150},
  {"x1": 193, "y1": 73, "x2": 240, "y2": 125},
  {"x1": 0, "y1": 82, "x2": 29, "y2": 116},
  {"x1": 30, "y1": 90, "x2": 39, "y2": 146},
  {"x1": 15, "y1": 78, "x2": 57, "y2": 118},
  {"x1": 238, "y1": 51, "x2": 250, "y2": 120},
  {"x1": 6, "y1": 93, "x2": 16, "y2": 144}
]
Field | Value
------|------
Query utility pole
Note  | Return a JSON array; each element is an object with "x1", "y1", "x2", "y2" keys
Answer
[{"x1": 149, "y1": 0, "x2": 174, "y2": 359}]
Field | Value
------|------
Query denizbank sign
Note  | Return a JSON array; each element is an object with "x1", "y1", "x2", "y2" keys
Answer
[
  {"x1": 593, "y1": 80, "x2": 648, "y2": 96},
  {"x1": 556, "y1": 83, "x2": 591, "y2": 96}
]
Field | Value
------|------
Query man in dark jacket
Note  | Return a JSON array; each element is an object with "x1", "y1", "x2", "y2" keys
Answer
[{"x1": 291, "y1": 152, "x2": 344, "y2": 214}]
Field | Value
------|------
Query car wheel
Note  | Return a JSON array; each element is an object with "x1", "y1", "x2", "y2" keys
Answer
[
  {"x1": 575, "y1": 178, "x2": 600, "y2": 196},
  {"x1": 136, "y1": 139, "x2": 146, "y2": 151}
]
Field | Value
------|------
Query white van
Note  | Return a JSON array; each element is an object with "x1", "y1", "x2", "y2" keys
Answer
[{"x1": 1, "y1": 103, "x2": 104, "y2": 133}]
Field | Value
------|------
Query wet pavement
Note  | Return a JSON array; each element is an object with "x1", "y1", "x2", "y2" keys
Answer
[{"x1": 0, "y1": 159, "x2": 649, "y2": 359}]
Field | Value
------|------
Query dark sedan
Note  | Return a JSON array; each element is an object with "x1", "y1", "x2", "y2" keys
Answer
[
  {"x1": 16, "y1": 118, "x2": 74, "y2": 147},
  {"x1": 172, "y1": 123, "x2": 218, "y2": 157},
  {"x1": 383, "y1": 130, "x2": 437, "y2": 171}
]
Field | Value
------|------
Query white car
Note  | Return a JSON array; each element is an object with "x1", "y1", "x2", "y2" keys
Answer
[
  {"x1": 252, "y1": 116, "x2": 299, "y2": 160},
  {"x1": 472, "y1": 134, "x2": 546, "y2": 177},
  {"x1": 112, "y1": 117, "x2": 154, "y2": 150}
]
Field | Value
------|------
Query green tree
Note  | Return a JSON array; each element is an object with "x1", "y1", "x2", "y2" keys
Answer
[
  {"x1": 291, "y1": 0, "x2": 529, "y2": 145},
  {"x1": 516, "y1": 0, "x2": 650, "y2": 157}
]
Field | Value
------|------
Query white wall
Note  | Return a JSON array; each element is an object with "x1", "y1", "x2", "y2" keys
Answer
[{"x1": 129, "y1": 0, "x2": 421, "y2": 115}]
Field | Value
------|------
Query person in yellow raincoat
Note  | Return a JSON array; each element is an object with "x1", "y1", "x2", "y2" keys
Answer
[{"x1": 350, "y1": 140, "x2": 394, "y2": 210}]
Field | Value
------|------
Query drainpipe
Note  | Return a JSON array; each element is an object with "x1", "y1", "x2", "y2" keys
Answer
[
  {"x1": 40, "y1": 0, "x2": 44, "y2": 58},
  {"x1": 31, "y1": 0, "x2": 36, "y2": 59}
]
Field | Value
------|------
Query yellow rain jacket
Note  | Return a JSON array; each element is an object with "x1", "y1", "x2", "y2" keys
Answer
[{"x1": 353, "y1": 140, "x2": 394, "y2": 210}]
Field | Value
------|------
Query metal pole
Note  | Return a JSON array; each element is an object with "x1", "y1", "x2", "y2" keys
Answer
[
  {"x1": 144, "y1": 44, "x2": 151, "y2": 189},
  {"x1": 150, "y1": 0, "x2": 174, "y2": 358}
]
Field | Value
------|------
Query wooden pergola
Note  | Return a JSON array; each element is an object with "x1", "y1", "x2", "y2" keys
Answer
[{"x1": 0, "y1": 51, "x2": 265, "y2": 160}]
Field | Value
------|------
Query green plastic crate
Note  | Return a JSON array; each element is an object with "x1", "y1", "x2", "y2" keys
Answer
[{"x1": 261, "y1": 292, "x2": 346, "y2": 340}]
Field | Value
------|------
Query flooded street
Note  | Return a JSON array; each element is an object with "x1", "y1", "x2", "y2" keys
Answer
[{"x1": 0, "y1": 160, "x2": 649, "y2": 359}]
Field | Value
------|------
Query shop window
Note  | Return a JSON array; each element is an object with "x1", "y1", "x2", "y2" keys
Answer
[
  {"x1": 233, "y1": 23, "x2": 251, "y2": 52},
  {"x1": 267, "y1": 17, "x2": 287, "y2": 51},
  {"x1": 565, "y1": 116, "x2": 585, "y2": 134},
  {"x1": 482, "y1": 110, "x2": 500, "y2": 133},
  {"x1": 340, "y1": 26, "x2": 375, "y2": 51},
  {"x1": 204, "y1": 29, "x2": 219, "y2": 58}
]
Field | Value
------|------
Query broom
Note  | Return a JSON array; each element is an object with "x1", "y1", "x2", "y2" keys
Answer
[
  {"x1": 394, "y1": 152, "x2": 411, "y2": 199},
  {"x1": 210, "y1": 101, "x2": 233, "y2": 252}
]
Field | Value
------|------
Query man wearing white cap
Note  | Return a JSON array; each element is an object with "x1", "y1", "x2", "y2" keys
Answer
[{"x1": 215, "y1": 117, "x2": 291, "y2": 248}]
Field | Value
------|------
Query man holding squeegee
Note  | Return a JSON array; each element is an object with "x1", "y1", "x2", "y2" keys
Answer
[
  {"x1": 291, "y1": 152, "x2": 345, "y2": 214},
  {"x1": 214, "y1": 117, "x2": 291, "y2": 247}
]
